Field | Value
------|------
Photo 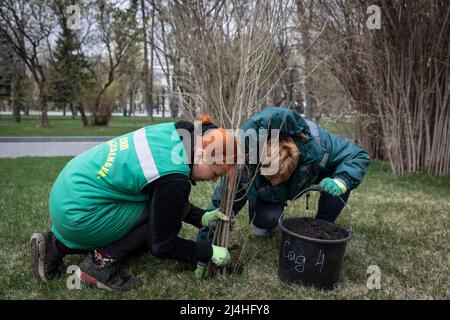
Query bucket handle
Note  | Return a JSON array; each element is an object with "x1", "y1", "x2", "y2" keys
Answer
[
  {"x1": 279, "y1": 184, "x2": 353, "y2": 234},
  {"x1": 278, "y1": 184, "x2": 321, "y2": 223}
]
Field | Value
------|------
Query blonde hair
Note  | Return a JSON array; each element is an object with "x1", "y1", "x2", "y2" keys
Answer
[{"x1": 262, "y1": 136, "x2": 300, "y2": 186}]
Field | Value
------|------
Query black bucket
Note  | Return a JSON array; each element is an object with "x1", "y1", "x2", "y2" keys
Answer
[{"x1": 278, "y1": 217, "x2": 352, "y2": 290}]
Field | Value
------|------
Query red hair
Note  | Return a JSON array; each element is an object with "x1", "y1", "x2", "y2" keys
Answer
[
  {"x1": 198, "y1": 115, "x2": 238, "y2": 169},
  {"x1": 198, "y1": 114, "x2": 214, "y2": 125}
]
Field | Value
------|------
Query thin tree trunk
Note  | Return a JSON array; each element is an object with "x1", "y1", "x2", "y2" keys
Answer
[
  {"x1": 69, "y1": 102, "x2": 76, "y2": 119},
  {"x1": 149, "y1": 0, "x2": 155, "y2": 120},
  {"x1": 170, "y1": 60, "x2": 179, "y2": 118},
  {"x1": 39, "y1": 93, "x2": 50, "y2": 128},
  {"x1": 11, "y1": 77, "x2": 20, "y2": 123},
  {"x1": 287, "y1": 67, "x2": 294, "y2": 107},
  {"x1": 92, "y1": 74, "x2": 114, "y2": 126},
  {"x1": 159, "y1": 15, "x2": 173, "y2": 119},
  {"x1": 35, "y1": 77, "x2": 50, "y2": 127},
  {"x1": 298, "y1": 0, "x2": 316, "y2": 119},
  {"x1": 129, "y1": 87, "x2": 136, "y2": 124},
  {"x1": 74, "y1": 102, "x2": 88, "y2": 127},
  {"x1": 162, "y1": 87, "x2": 165, "y2": 118},
  {"x1": 156, "y1": 94, "x2": 160, "y2": 114},
  {"x1": 141, "y1": 0, "x2": 153, "y2": 122},
  {"x1": 24, "y1": 104, "x2": 30, "y2": 116},
  {"x1": 92, "y1": 94, "x2": 102, "y2": 125}
]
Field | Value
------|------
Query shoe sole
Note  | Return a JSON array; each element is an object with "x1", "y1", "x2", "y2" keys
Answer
[
  {"x1": 75, "y1": 268, "x2": 113, "y2": 292},
  {"x1": 30, "y1": 233, "x2": 47, "y2": 282}
]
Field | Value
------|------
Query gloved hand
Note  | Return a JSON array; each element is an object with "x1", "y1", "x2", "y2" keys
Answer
[
  {"x1": 319, "y1": 178, "x2": 347, "y2": 197},
  {"x1": 211, "y1": 245, "x2": 231, "y2": 267},
  {"x1": 201, "y1": 208, "x2": 230, "y2": 229},
  {"x1": 194, "y1": 262, "x2": 208, "y2": 280}
]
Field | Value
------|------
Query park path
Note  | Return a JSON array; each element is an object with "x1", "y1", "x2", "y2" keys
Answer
[{"x1": 0, "y1": 137, "x2": 113, "y2": 158}]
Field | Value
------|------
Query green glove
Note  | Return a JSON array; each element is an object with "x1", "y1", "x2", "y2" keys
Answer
[
  {"x1": 194, "y1": 262, "x2": 208, "y2": 280},
  {"x1": 201, "y1": 208, "x2": 230, "y2": 229},
  {"x1": 319, "y1": 178, "x2": 347, "y2": 197},
  {"x1": 211, "y1": 245, "x2": 230, "y2": 267}
]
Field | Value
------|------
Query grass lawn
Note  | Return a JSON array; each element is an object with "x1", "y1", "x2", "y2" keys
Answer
[
  {"x1": 0, "y1": 115, "x2": 177, "y2": 137},
  {"x1": 0, "y1": 115, "x2": 353, "y2": 137},
  {"x1": 0, "y1": 158, "x2": 448, "y2": 299},
  {"x1": 318, "y1": 119, "x2": 355, "y2": 137}
]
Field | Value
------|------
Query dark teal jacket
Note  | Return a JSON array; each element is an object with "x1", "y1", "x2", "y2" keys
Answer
[{"x1": 211, "y1": 107, "x2": 371, "y2": 212}]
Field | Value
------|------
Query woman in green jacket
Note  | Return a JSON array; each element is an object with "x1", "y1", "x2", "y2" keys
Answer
[
  {"x1": 31, "y1": 116, "x2": 237, "y2": 291},
  {"x1": 202, "y1": 107, "x2": 371, "y2": 239}
]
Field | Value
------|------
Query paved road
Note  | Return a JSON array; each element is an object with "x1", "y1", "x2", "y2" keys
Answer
[{"x1": 0, "y1": 137, "x2": 113, "y2": 158}]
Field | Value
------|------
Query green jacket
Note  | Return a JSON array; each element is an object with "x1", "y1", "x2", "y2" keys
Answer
[
  {"x1": 211, "y1": 107, "x2": 371, "y2": 211},
  {"x1": 50, "y1": 122, "x2": 191, "y2": 250}
]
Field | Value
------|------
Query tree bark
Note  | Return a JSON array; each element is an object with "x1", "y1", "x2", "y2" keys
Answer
[
  {"x1": 141, "y1": 0, "x2": 153, "y2": 122},
  {"x1": 157, "y1": 12, "x2": 174, "y2": 119},
  {"x1": 286, "y1": 67, "x2": 294, "y2": 107},
  {"x1": 69, "y1": 102, "x2": 76, "y2": 119},
  {"x1": 11, "y1": 77, "x2": 20, "y2": 123},
  {"x1": 39, "y1": 91, "x2": 50, "y2": 127},
  {"x1": 129, "y1": 87, "x2": 136, "y2": 124},
  {"x1": 92, "y1": 69, "x2": 115, "y2": 126},
  {"x1": 92, "y1": 94, "x2": 105, "y2": 126},
  {"x1": 149, "y1": 0, "x2": 155, "y2": 119},
  {"x1": 162, "y1": 87, "x2": 165, "y2": 118},
  {"x1": 74, "y1": 102, "x2": 88, "y2": 127},
  {"x1": 298, "y1": 0, "x2": 316, "y2": 119}
]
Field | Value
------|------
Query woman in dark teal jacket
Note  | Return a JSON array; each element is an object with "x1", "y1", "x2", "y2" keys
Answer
[{"x1": 202, "y1": 107, "x2": 371, "y2": 238}]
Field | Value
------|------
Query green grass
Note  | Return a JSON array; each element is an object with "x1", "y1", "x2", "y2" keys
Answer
[
  {"x1": 0, "y1": 115, "x2": 354, "y2": 138},
  {"x1": 0, "y1": 159, "x2": 449, "y2": 299},
  {"x1": 317, "y1": 119, "x2": 355, "y2": 137},
  {"x1": 0, "y1": 115, "x2": 177, "y2": 136}
]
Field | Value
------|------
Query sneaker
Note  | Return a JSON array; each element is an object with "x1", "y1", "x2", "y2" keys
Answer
[
  {"x1": 250, "y1": 225, "x2": 272, "y2": 239},
  {"x1": 30, "y1": 231, "x2": 65, "y2": 282},
  {"x1": 76, "y1": 254, "x2": 143, "y2": 292}
]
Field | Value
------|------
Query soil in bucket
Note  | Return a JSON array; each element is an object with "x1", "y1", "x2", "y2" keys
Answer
[
  {"x1": 278, "y1": 217, "x2": 351, "y2": 290},
  {"x1": 286, "y1": 218, "x2": 348, "y2": 240}
]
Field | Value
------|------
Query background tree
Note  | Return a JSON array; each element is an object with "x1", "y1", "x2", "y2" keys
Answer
[
  {"x1": 49, "y1": 0, "x2": 92, "y2": 126},
  {"x1": 310, "y1": 0, "x2": 449, "y2": 175},
  {"x1": 296, "y1": 0, "x2": 317, "y2": 119},
  {"x1": 0, "y1": 32, "x2": 27, "y2": 123},
  {"x1": 140, "y1": 0, "x2": 156, "y2": 122},
  {"x1": 154, "y1": 3, "x2": 178, "y2": 118},
  {"x1": 0, "y1": 0, "x2": 55, "y2": 127},
  {"x1": 367, "y1": 0, "x2": 450, "y2": 175},
  {"x1": 164, "y1": 0, "x2": 295, "y2": 127},
  {"x1": 89, "y1": 0, "x2": 137, "y2": 125},
  {"x1": 116, "y1": 0, "x2": 143, "y2": 123}
]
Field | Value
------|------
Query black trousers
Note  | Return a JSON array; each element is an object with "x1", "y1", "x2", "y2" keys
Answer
[
  {"x1": 57, "y1": 174, "x2": 211, "y2": 266},
  {"x1": 97, "y1": 200, "x2": 208, "y2": 264},
  {"x1": 249, "y1": 190, "x2": 351, "y2": 229},
  {"x1": 56, "y1": 206, "x2": 150, "y2": 259},
  {"x1": 98, "y1": 204, "x2": 151, "y2": 260}
]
